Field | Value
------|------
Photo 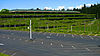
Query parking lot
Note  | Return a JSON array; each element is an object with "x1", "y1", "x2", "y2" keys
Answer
[{"x1": 0, "y1": 29, "x2": 100, "y2": 56}]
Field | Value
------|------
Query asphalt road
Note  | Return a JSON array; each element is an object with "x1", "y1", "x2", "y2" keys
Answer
[{"x1": 0, "y1": 29, "x2": 100, "y2": 56}]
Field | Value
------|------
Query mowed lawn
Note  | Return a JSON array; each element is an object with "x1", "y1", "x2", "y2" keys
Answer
[{"x1": 0, "y1": 53, "x2": 10, "y2": 56}]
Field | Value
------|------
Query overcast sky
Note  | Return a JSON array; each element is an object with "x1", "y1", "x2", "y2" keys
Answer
[{"x1": 0, "y1": 0, "x2": 100, "y2": 10}]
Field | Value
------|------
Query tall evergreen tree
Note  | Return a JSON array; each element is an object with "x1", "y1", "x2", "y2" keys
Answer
[{"x1": 70, "y1": 3, "x2": 100, "y2": 18}]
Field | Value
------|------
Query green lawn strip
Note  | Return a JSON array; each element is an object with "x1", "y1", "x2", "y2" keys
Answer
[{"x1": 0, "y1": 53, "x2": 10, "y2": 56}]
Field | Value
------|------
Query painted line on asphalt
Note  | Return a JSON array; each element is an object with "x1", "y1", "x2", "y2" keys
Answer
[
  {"x1": 89, "y1": 36, "x2": 94, "y2": 40},
  {"x1": 11, "y1": 53, "x2": 16, "y2": 56},
  {"x1": 56, "y1": 33, "x2": 59, "y2": 36},
  {"x1": 72, "y1": 46, "x2": 76, "y2": 49},
  {"x1": 90, "y1": 37, "x2": 94, "y2": 40},
  {"x1": 64, "y1": 34, "x2": 66, "y2": 37},
  {"x1": 80, "y1": 35, "x2": 83, "y2": 39},
  {"x1": 19, "y1": 38, "x2": 22, "y2": 40},
  {"x1": 85, "y1": 48, "x2": 90, "y2": 51},
  {"x1": 46, "y1": 36, "x2": 51, "y2": 38},
  {"x1": 8, "y1": 37, "x2": 10, "y2": 39},
  {"x1": 41, "y1": 42, "x2": 44, "y2": 44},
  {"x1": 61, "y1": 44, "x2": 64, "y2": 48},
  {"x1": 50, "y1": 43, "x2": 53, "y2": 45}
]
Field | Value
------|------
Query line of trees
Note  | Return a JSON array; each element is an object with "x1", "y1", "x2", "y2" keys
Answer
[{"x1": 71, "y1": 3, "x2": 100, "y2": 19}]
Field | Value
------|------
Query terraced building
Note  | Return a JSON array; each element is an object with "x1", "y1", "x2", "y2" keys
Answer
[
  {"x1": 0, "y1": 9, "x2": 100, "y2": 36},
  {"x1": 0, "y1": 9, "x2": 96, "y2": 19}
]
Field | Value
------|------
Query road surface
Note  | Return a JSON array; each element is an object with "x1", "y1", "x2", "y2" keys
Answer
[{"x1": 0, "y1": 29, "x2": 100, "y2": 56}]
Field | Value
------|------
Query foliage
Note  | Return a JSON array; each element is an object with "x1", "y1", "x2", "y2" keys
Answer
[
  {"x1": 0, "y1": 9, "x2": 9, "y2": 13},
  {"x1": 0, "y1": 7, "x2": 98, "y2": 36},
  {"x1": 71, "y1": 3, "x2": 100, "y2": 18},
  {"x1": 61, "y1": 8, "x2": 65, "y2": 11},
  {"x1": 0, "y1": 18, "x2": 100, "y2": 36},
  {"x1": 36, "y1": 8, "x2": 41, "y2": 10}
]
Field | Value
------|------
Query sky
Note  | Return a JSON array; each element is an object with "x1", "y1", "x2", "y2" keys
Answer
[{"x1": 0, "y1": 0, "x2": 100, "y2": 10}]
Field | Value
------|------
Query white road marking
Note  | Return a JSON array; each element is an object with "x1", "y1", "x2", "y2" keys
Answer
[
  {"x1": 11, "y1": 53, "x2": 16, "y2": 56},
  {"x1": 90, "y1": 37, "x2": 94, "y2": 40},
  {"x1": 41, "y1": 42, "x2": 44, "y2": 44},
  {"x1": 61, "y1": 44, "x2": 64, "y2": 48},
  {"x1": 0, "y1": 43, "x2": 4, "y2": 46},
  {"x1": 8, "y1": 37, "x2": 10, "y2": 39},
  {"x1": 85, "y1": 48, "x2": 90, "y2": 51},
  {"x1": 19, "y1": 38, "x2": 22, "y2": 40},
  {"x1": 89, "y1": 36, "x2": 94, "y2": 40},
  {"x1": 50, "y1": 43, "x2": 53, "y2": 45},
  {"x1": 46, "y1": 36, "x2": 51, "y2": 38},
  {"x1": 80, "y1": 35, "x2": 83, "y2": 39},
  {"x1": 72, "y1": 46, "x2": 76, "y2": 49},
  {"x1": 64, "y1": 34, "x2": 66, "y2": 37},
  {"x1": 56, "y1": 33, "x2": 59, "y2": 36}
]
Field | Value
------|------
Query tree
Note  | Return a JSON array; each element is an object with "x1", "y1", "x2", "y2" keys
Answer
[
  {"x1": 61, "y1": 8, "x2": 65, "y2": 11},
  {"x1": 36, "y1": 8, "x2": 40, "y2": 10},
  {"x1": 81, "y1": 4, "x2": 87, "y2": 13},
  {"x1": 70, "y1": 3, "x2": 100, "y2": 18},
  {"x1": 0, "y1": 9, "x2": 9, "y2": 13},
  {"x1": 83, "y1": 4, "x2": 86, "y2": 8},
  {"x1": 67, "y1": 9, "x2": 70, "y2": 11},
  {"x1": 30, "y1": 8, "x2": 34, "y2": 10},
  {"x1": 67, "y1": 9, "x2": 72, "y2": 11},
  {"x1": 44, "y1": 8, "x2": 47, "y2": 10},
  {"x1": 73, "y1": 8, "x2": 76, "y2": 11}
]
